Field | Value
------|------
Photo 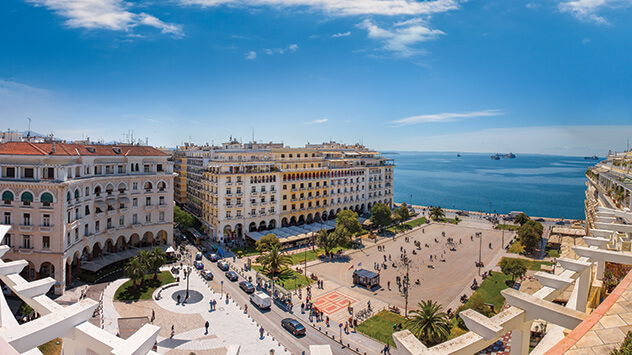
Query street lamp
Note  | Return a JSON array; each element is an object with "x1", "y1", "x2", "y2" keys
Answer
[
  {"x1": 185, "y1": 266, "x2": 191, "y2": 300},
  {"x1": 220, "y1": 280, "x2": 223, "y2": 298}
]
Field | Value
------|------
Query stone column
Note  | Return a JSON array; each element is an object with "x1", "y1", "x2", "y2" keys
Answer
[
  {"x1": 511, "y1": 320, "x2": 533, "y2": 355},
  {"x1": 596, "y1": 259, "x2": 605, "y2": 280},
  {"x1": 576, "y1": 267, "x2": 592, "y2": 312}
]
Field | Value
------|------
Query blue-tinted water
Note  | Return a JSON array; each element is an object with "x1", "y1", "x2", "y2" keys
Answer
[{"x1": 391, "y1": 152, "x2": 599, "y2": 220}]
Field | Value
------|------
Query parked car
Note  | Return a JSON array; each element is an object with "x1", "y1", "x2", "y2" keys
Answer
[
  {"x1": 281, "y1": 318, "x2": 306, "y2": 336},
  {"x1": 199, "y1": 246, "x2": 208, "y2": 253},
  {"x1": 217, "y1": 260, "x2": 229, "y2": 271},
  {"x1": 201, "y1": 270, "x2": 213, "y2": 280},
  {"x1": 225, "y1": 271, "x2": 239, "y2": 281},
  {"x1": 209, "y1": 254, "x2": 221, "y2": 262},
  {"x1": 194, "y1": 260, "x2": 204, "y2": 269},
  {"x1": 195, "y1": 252, "x2": 203, "y2": 261},
  {"x1": 250, "y1": 292, "x2": 271, "y2": 310},
  {"x1": 239, "y1": 281, "x2": 255, "y2": 293}
]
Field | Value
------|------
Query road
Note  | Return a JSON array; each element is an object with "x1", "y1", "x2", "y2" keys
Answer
[{"x1": 189, "y1": 245, "x2": 360, "y2": 355}]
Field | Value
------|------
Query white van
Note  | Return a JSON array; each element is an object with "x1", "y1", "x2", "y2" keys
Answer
[{"x1": 250, "y1": 292, "x2": 271, "y2": 310}]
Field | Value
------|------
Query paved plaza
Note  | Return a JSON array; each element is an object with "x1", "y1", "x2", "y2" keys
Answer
[
  {"x1": 308, "y1": 221, "x2": 511, "y2": 313},
  {"x1": 99, "y1": 268, "x2": 288, "y2": 355}
]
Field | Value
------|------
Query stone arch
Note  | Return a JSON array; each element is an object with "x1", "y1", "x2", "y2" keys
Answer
[
  {"x1": 21, "y1": 190, "x2": 34, "y2": 203},
  {"x1": 289, "y1": 216, "x2": 297, "y2": 226},
  {"x1": 117, "y1": 182, "x2": 127, "y2": 193},
  {"x1": 94, "y1": 185, "x2": 102, "y2": 197},
  {"x1": 223, "y1": 225, "x2": 233, "y2": 239},
  {"x1": 336, "y1": 208, "x2": 341, "y2": 214},
  {"x1": 142, "y1": 231, "x2": 154, "y2": 246},
  {"x1": 249, "y1": 222, "x2": 257, "y2": 232},
  {"x1": 40, "y1": 191, "x2": 55, "y2": 204},
  {"x1": 104, "y1": 238, "x2": 114, "y2": 253},
  {"x1": 329, "y1": 210, "x2": 335, "y2": 219},
  {"x1": 74, "y1": 188, "x2": 81, "y2": 199},
  {"x1": 129, "y1": 233, "x2": 140, "y2": 247},
  {"x1": 81, "y1": 245, "x2": 91, "y2": 261},
  {"x1": 298, "y1": 215, "x2": 305, "y2": 225},
  {"x1": 143, "y1": 181, "x2": 153, "y2": 191},
  {"x1": 105, "y1": 183, "x2": 114, "y2": 195},
  {"x1": 116, "y1": 235, "x2": 127, "y2": 251},
  {"x1": 314, "y1": 212, "x2": 321, "y2": 222},
  {"x1": 281, "y1": 218, "x2": 289, "y2": 228},
  {"x1": 157, "y1": 180, "x2": 167, "y2": 191},
  {"x1": 259, "y1": 221, "x2": 267, "y2": 231},
  {"x1": 1, "y1": 189, "x2": 14, "y2": 202},
  {"x1": 234, "y1": 224, "x2": 243, "y2": 238},
  {"x1": 268, "y1": 220, "x2": 276, "y2": 230},
  {"x1": 92, "y1": 242, "x2": 102, "y2": 259},
  {"x1": 156, "y1": 230, "x2": 168, "y2": 244},
  {"x1": 306, "y1": 213, "x2": 313, "y2": 224},
  {"x1": 361, "y1": 203, "x2": 365, "y2": 212},
  {"x1": 20, "y1": 260, "x2": 36, "y2": 282}
]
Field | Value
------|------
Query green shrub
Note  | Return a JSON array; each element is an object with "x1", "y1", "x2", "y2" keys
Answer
[{"x1": 611, "y1": 331, "x2": 632, "y2": 354}]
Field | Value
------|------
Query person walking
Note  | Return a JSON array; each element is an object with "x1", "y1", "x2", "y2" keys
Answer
[
  {"x1": 171, "y1": 325, "x2": 175, "y2": 338},
  {"x1": 205, "y1": 320, "x2": 209, "y2": 334},
  {"x1": 151, "y1": 309, "x2": 155, "y2": 323},
  {"x1": 259, "y1": 326, "x2": 265, "y2": 339}
]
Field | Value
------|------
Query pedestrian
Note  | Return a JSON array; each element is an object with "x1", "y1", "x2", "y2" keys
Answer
[
  {"x1": 259, "y1": 326, "x2": 265, "y2": 339},
  {"x1": 245, "y1": 304, "x2": 248, "y2": 313},
  {"x1": 177, "y1": 294, "x2": 181, "y2": 304},
  {"x1": 209, "y1": 299, "x2": 213, "y2": 311},
  {"x1": 367, "y1": 300, "x2": 371, "y2": 310},
  {"x1": 387, "y1": 280, "x2": 390, "y2": 290},
  {"x1": 151, "y1": 309, "x2": 155, "y2": 323},
  {"x1": 171, "y1": 325, "x2": 175, "y2": 338},
  {"x1": 205, "y1": 320, "x2": 209, "y2": 334}
]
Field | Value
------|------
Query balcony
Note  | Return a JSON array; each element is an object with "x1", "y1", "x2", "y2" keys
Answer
[
  {"x1": 39, "y1": 226, "x2": 53, "y2": 233},
  {"x1": 144, "y1": 205, "x2": 154, "y2": 210},
  {"x1": 251, "y1": 191, "x2": 258, "y2": 195},
  {"x1": 108, "y1": 210, "x2": 117, "y2": 215},
  {"x1": 19, "y1": 225, "x2": 33, "y2": 232},
  {"x1": 261, "y1": 191, "x2": 268, "y2": 195},
  {"x1": 18, "y1": 247, "x2": 33, "y2": 255}
]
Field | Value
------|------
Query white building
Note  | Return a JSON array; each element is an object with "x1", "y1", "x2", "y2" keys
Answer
[{"x1": 0, "y1": 141, "x2": 174, "y2": 295}]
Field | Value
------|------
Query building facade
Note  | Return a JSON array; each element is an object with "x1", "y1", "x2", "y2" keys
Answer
[
  {"x1": 174, "y1": 140, "x2": 394, "y2": 244},
  {"x1": 0, "y1": 141, "x2": 174, "y2": 294}
]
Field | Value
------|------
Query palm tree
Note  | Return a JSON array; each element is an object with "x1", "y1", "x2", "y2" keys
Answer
[
  {"x1": 429, "y1": 206, "x2": 445, "y2": 221},
  {"x1": 258, "y1": 244, "x2": 292, "y2": 277},
  {"x1": 124, "y1": 256, "x2": 147, "y2": 292},
  {"x1": 149, "y1": 247, "x2": 167, "y2": 279},
  {"x1": 137, "y1": 250, "x2": 151, "y2": 285},
  {"x1": 406, "y1": 300, "x2": 452, "y2": 346}
]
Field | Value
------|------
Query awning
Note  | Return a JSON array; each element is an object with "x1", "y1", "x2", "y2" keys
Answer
[
  {"x1": 95, "y1": 200, "x2": 107, "y2": 209},
  {"x1": 247, "y1": 231, "x2": 265, "y2": 241},
  {"x1": 106, "y1": 197, "x2": 117, "y2": 205},
  {"x1": 118, "y1": 197, "x2": 130, "y2": 204},
  {"x1": 165, "y1": 246, "x2": 175, "y2": 254}
]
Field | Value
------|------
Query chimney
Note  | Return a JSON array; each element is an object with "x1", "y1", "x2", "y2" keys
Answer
[{"x1": 51, "y1": 141, "x2": 56, "y2": 154}]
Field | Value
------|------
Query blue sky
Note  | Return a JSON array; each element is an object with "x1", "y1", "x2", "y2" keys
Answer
[{"x1": 0, "y1": 0, "x2": 630, "y2": 155}]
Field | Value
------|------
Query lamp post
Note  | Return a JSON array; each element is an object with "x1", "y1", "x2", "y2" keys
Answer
[
  {"x1": 185, "y1": 266, "x2": 191, "y2": 299},
  {"x1": 220, "y1": 280, "x2": 223, "y2": 298}
]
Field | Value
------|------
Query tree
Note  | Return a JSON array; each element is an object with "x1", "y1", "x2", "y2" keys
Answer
[
  {"x1": 429, "y1": 206, "x2": 445, "y2": 221},
  {"x1": 148, "y1": 247, "x2": 167, "y2": 279},
  {"x1": 406, "y1": 300, "x2": 452, "y2": 346},
  {"x1": 174, "y1": 206, "x2": 196, "y2": 229},
  {"x1": 336, "y1": 210, "x2": 363, "y2": 236},
  {"x1": 513, "y1": 212, "x2": 531, "y2": 226},
  {"x1": 519, "y1": 220, "x2": 544, "y2": 253},
  {"x1": 316, "y1": 227, "x2": 350, "y2": 257},
  {"x1": 499, "y1": 258, "x2": 527, "y2": 282},
  {"x1": 370, "y1": 203, "x2": 392, "y2": 231},
  {"x1": 136, "y1": 250, "x2": 151, "y2": 284},
  {"x1": 256, "y1": 234, "x2": 280, "y2": 253},
  {"x1": 124, "y1": 256, "x2": 147, "y2": 291},
  {"x1": 257, "y1": 244, "x2": 292, "y2": 277},
  {"x1": 396, "y1": 204, "x2": 410, "y2": 222}
]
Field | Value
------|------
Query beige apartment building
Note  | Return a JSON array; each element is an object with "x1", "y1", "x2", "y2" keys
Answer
[
  {"x1": 0, "y1": 141, "x2": 174, "y2": 294},
  {"x1": 175, "y1": 140, "x2": 394, "y2": 244}
]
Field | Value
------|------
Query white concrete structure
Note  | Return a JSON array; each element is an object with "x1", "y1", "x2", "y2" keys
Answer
[
  {"x1": 176, "y1": 140, "x2": 394, "y2": 244},
  {"x1": 0, "y1": 141, "x2": 174, "y2": 294},
  {"x1": 0, "y1": 224, "x2": 160, "y2": 354}
]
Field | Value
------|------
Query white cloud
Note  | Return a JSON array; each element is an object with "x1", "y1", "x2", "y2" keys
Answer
[
  {"x1": 177, "y1": 0, "x2": 459, "y2": 16},
  {"x1": 265, "y1": 44, "x2": 299, "y2": 55},
  {"x1": 332, "y1": 31, "x2": 351, "y2": 38},
  {"x1": 358, "y1": 19, "x2": 444, "y2": 57},
  {"x1": 526, "y1": 2, "x2": 541, "y2": 9},
  {"x1": 390, "y1": 109, "x2": 504, "y2": 126},
  {"x1": 245, "y1": 50, "x2": 257, "y2": 60},
  {"x1": 582, "y1": 37, "x2": 591, "y2": 44},
  {"x1": 305, "y1": 118, "x2": 328, "y2": 124},
  {"x1": 558, "y1": 0, "x2": 630, "y2": 25},
  {"x1": 26, "y1": 0, "x2": 182, "y2": 36}
]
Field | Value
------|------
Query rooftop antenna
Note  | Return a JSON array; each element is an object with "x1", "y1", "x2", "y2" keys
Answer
[{"x1": 27, "y1": 117, "x2": 31, "y2": 138}]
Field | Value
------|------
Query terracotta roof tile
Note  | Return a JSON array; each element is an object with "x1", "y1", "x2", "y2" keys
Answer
[{"x1": 0, "y1": 142, "x2": 168, "y2": 157}]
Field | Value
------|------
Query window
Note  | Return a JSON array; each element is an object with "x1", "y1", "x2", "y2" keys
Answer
[
  {"x1": 22, "y1": 235, "x2": 30, "y2": 249},
  {"x1": 226, "y1": 211, "x2": 231, "y2": 218},
  {"x1": 144, "y1": 164, "x2": 151, "y2": 173},
  {"x1": 132, "y1": 214, "x2": 138, "y2": 224},
  {"x1": 95, "y1": 221, "x2": 100, "y2": 232},
  {"x1": 107, "y1": 218, "x2": 112, "y2": 229},
  {"x1": 145, "y1": 213, "x2": 151, "y2": 222},
  {"x1": 145, "y1": 197, "x2": 152, "y2": 206},
  {"x1": 2, "y1": 191, "x2": 13, "y2": 204},
  {"x1": 21, "y1": 191, "x2": 33, "y2": 205},
  {"x1": 42, "y1": 236, "x2": 50, "y2": 249},
  {"x1": 119, "y1": 215, "x2": 125, "y2": 226},
  {"x1": 283, "y1": 184, "x2": 287, "y2": 190},
  {"x1": 43, "y1": 167, "x2": 54, "y2": 179},
  {"x1": 75, "y1": 229, "x2": 79, "y2": 241},
  {"x1": 67, "y1": 232, "x2": 71, "y2": 245},
  {"x1": 133, "y1": 182, "x2": 138, "y2": 190},
  {"x1": 251, "y1": 209, "x2": 255, "y2": 216},
  {"x1": 24, "y1": 168, "x2": 34, "y2": 179},
  {"x1": 23, "y1": 213, "x2": 30, "y2": 226},
  {"x1": 84, "y1": 224, "x2": 89, "y2": 236},
  {"x1": 251, "y1": 187, "x2": 256, "y2": 193},
  {"x1": 3, "y1": 212, "x2": 10, "y2": 224},
  {"x1": 159, "y1": 196, "x2": 165, "y2": 205},
  {"x1": 133, "y1": 198, "x2": 138, "y2": 207},
  {"x1": 85, "y1": 206, "x2": 90, "y2": 215},
  {"x1": 283, "y1": 205, "x2": 287, "y2": 211},
  {"x1": 3, "y1": 234, "x2": 10, "y2": 247},
  {"x1": 5, "y1": 167, "x2": 15, "y2": 178},
  {"x1": 43, "y1": 214, "x2": 50, "y2": 227},
  {"x1": 159, "y1": 211, "x2": 165, "y2": 222},
  {"x1": 283, "y1": 195, "x2": 287, "y2": 200},
  {"x1": 118, "y1": 165, "x2": 125, "y2": 174}
]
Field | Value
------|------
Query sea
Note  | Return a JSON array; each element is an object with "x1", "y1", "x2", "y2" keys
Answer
[{"x1": 390, "y1": 152, "x2": 601, "y2": 220}]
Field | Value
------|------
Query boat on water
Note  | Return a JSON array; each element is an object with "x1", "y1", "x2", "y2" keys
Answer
[
  {"x1": 491, "y1": 154, "x2": 500, "y2": 160},
  {"x1": 457, "y1": 153, "x2": 461, "y2": 157},
  {"x1": 502, "y1": 152, "x2": 516, "y2": 159},
  {"x1": 584, "y1": 156, "x2": 599, "y2": 160}
]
